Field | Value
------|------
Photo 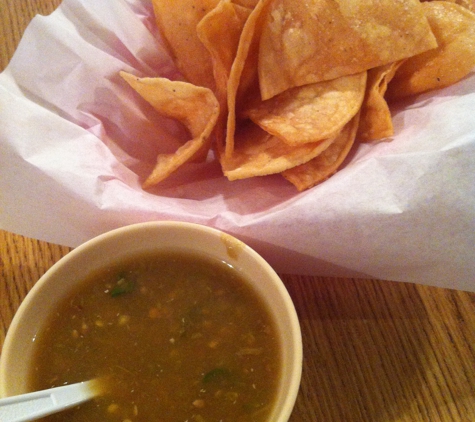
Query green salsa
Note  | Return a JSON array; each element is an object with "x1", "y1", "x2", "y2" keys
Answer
[{"x1": 30, "y1": 251, "x2": 281, "y2": 421}]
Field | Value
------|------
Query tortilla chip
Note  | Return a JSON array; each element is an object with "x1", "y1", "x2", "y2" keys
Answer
[
  {"x1": 118, "y1": 0, "x2": 471, "y2": 191},
  {"x1": 120, "y1": 72, "x2": 219, "y2": 188},
  {"x1": 232, "y1": 0, "x2": 260, "y2": 8},
  {"x1": 243, "y1": 72, "x2": 367, "y2": 146},
  {"x1": 258, "y1": 0, "x2": 438, "y2": 100},
  {"x1": 197, "y1": 1, "x2": 251, "y2": 151},
  {"x1": 421, "y1": 0, "x2": 474, "y2": 13},
  {"x1": 221, "y1": 121, "x2": 337, "y2": 180},
  {"x1": 198, "y1": 1, "x2": 251, "y2": 102},
  {"x1": 357, "y1": 61, "x2": 404, "y2": 142},
  {"x1": 387, "y1": 2, "x2": 475, "y2": 99},
  {"x1": 151, "y1": 0, "x2": 219, "y2": 90},
  {"x1": 225, "y1": 0, "x2": 273, "y2": 158},
  {"x1": 282, "y1": 112, "x2": 361, "y2": 191}
]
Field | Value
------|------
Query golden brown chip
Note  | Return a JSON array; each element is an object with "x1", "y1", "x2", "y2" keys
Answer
[
  {"x1": 421, "y1": 0, "x2": 474, "y2": 13},
  {"x1": 232, "y1": 0, "x2": 260, "y2": 8},
  {"x1": 387, "y1": 2, "x2": 475, "y2": 99},
  {"x1": 152, "y1": 0, "x2": 219, "y2": 90},
  {"x1": 197, "y1": 1, "x2": 251, "y2": 102},
  {"x1": 258, "y1": 0, "x2": 437, "y2": 100},
  {"x1": 243, "y1": 72, "x2": 367, "y2": 146},
  {"x1": 282, "y1": 112, "x2": 361, "y2": 191},
  {"x1": 220, "y1": 121, "x2": 337, "y2": 180},
  {"x1": 121, "y1": 0, "x2": 473, "y2": 191},
  {"x1": 357, "y1": 61, "x2": 404, "y2": 143},
  {"x1": 225, "y1": 0, "x2": 273, "y2": 158},
  {"x1": 197, "y1": 1, "x2": 251, "y2": 150},
  {"x1": 453, "y1": 0, "x2": 474, "y2": 12},
  {"x1": 120, "y1": 72, "x2": 219, "y2": 188}
]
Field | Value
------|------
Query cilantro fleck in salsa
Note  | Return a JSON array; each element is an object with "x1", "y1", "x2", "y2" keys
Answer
[{"x1": 30, "y1": 251, "x2": 281, "y2": 421}]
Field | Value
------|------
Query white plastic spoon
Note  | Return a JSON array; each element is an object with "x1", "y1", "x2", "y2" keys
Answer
[{"x1": 0, "y1": 379, "x2": 103, "y2": 422}]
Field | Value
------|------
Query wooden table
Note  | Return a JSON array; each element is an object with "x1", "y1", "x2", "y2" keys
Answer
[{"x1": 1, "y1": 1, "x2": 475, "y2": 421}]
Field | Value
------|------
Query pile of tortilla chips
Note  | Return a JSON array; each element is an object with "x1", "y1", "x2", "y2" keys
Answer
[{"x1": 120, "y1": 0, "x2": 475, "y2": 191}]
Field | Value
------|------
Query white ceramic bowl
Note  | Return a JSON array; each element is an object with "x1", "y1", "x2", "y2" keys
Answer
[{"x1": 0, "y1": 221, "x2": 302, "y2": 421}]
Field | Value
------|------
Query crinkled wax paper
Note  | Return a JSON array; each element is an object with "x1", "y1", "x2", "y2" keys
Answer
[{"x1": 1, "y1": 0, "x2": 474, "y2": 291}]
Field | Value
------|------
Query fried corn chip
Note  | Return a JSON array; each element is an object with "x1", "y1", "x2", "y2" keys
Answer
[
  {"x1": 421, "y1": 0, "x2": 474, "y2": 13},
  {"x1": 454, "y1": 0, "x2": 474, "y2": 12},
  {"x1": 282, "y1": 112, "x2": 361, "y2": 191},
  {"x1": 387, "y1": 2, "x2": 475, "y2": 99},
  {"x1": 258, "y1": 0, "x2": 438, "y2": 100},
  {"x1": 152, "y1": 0, "x2": 219, "y2": 90},
  {"x1": 357, "y1": 61, "x2": 404, "y2": 143},
  {"x1": 221, "y1": 121, "x2": 337, "y2": 180},
  {"x1": 197, "y1": 0, "x2": 252, "y2": 150},
  {"x1": 233, "y1": 0, "x2": 260, "y2": 8},
  {"x1": 120, "y1": 72, "x2": 219, "y2": 188},
  {"x1": 243, "y1": 72, "x2": 367, "y2": 146},
  {"x1": 225, "y1": 0, "x2": 273, "y2": 158},
  {"x1": 120, "y1": 0, "x2": 472, "y2": 191},
  {"x1": 198, "y1": 1, "x2": 251, "y2": 103}
]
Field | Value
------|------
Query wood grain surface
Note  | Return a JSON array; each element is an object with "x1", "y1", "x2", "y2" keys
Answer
[{"x1": 1, "y1": 1, "x2": 475, "y2": 421}]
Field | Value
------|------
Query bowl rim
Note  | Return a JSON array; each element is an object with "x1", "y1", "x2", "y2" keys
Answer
[{"x1": 0, "y1": 221, "x2": 303, "y2": 421}]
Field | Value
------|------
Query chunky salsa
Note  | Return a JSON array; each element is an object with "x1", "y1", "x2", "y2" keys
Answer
[{"x1": 30, "y1": 251, "x2": 281, "y2": 421}]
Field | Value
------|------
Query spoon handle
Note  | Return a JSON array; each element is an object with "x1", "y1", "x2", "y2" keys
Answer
[{"x1": 0, "y1": 380, "x2": 98, "y2": 422}]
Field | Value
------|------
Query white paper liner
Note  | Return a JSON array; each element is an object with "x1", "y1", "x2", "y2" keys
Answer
[{"x1": 1, "y1": 0, "x2": 474, "y2": 291}]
